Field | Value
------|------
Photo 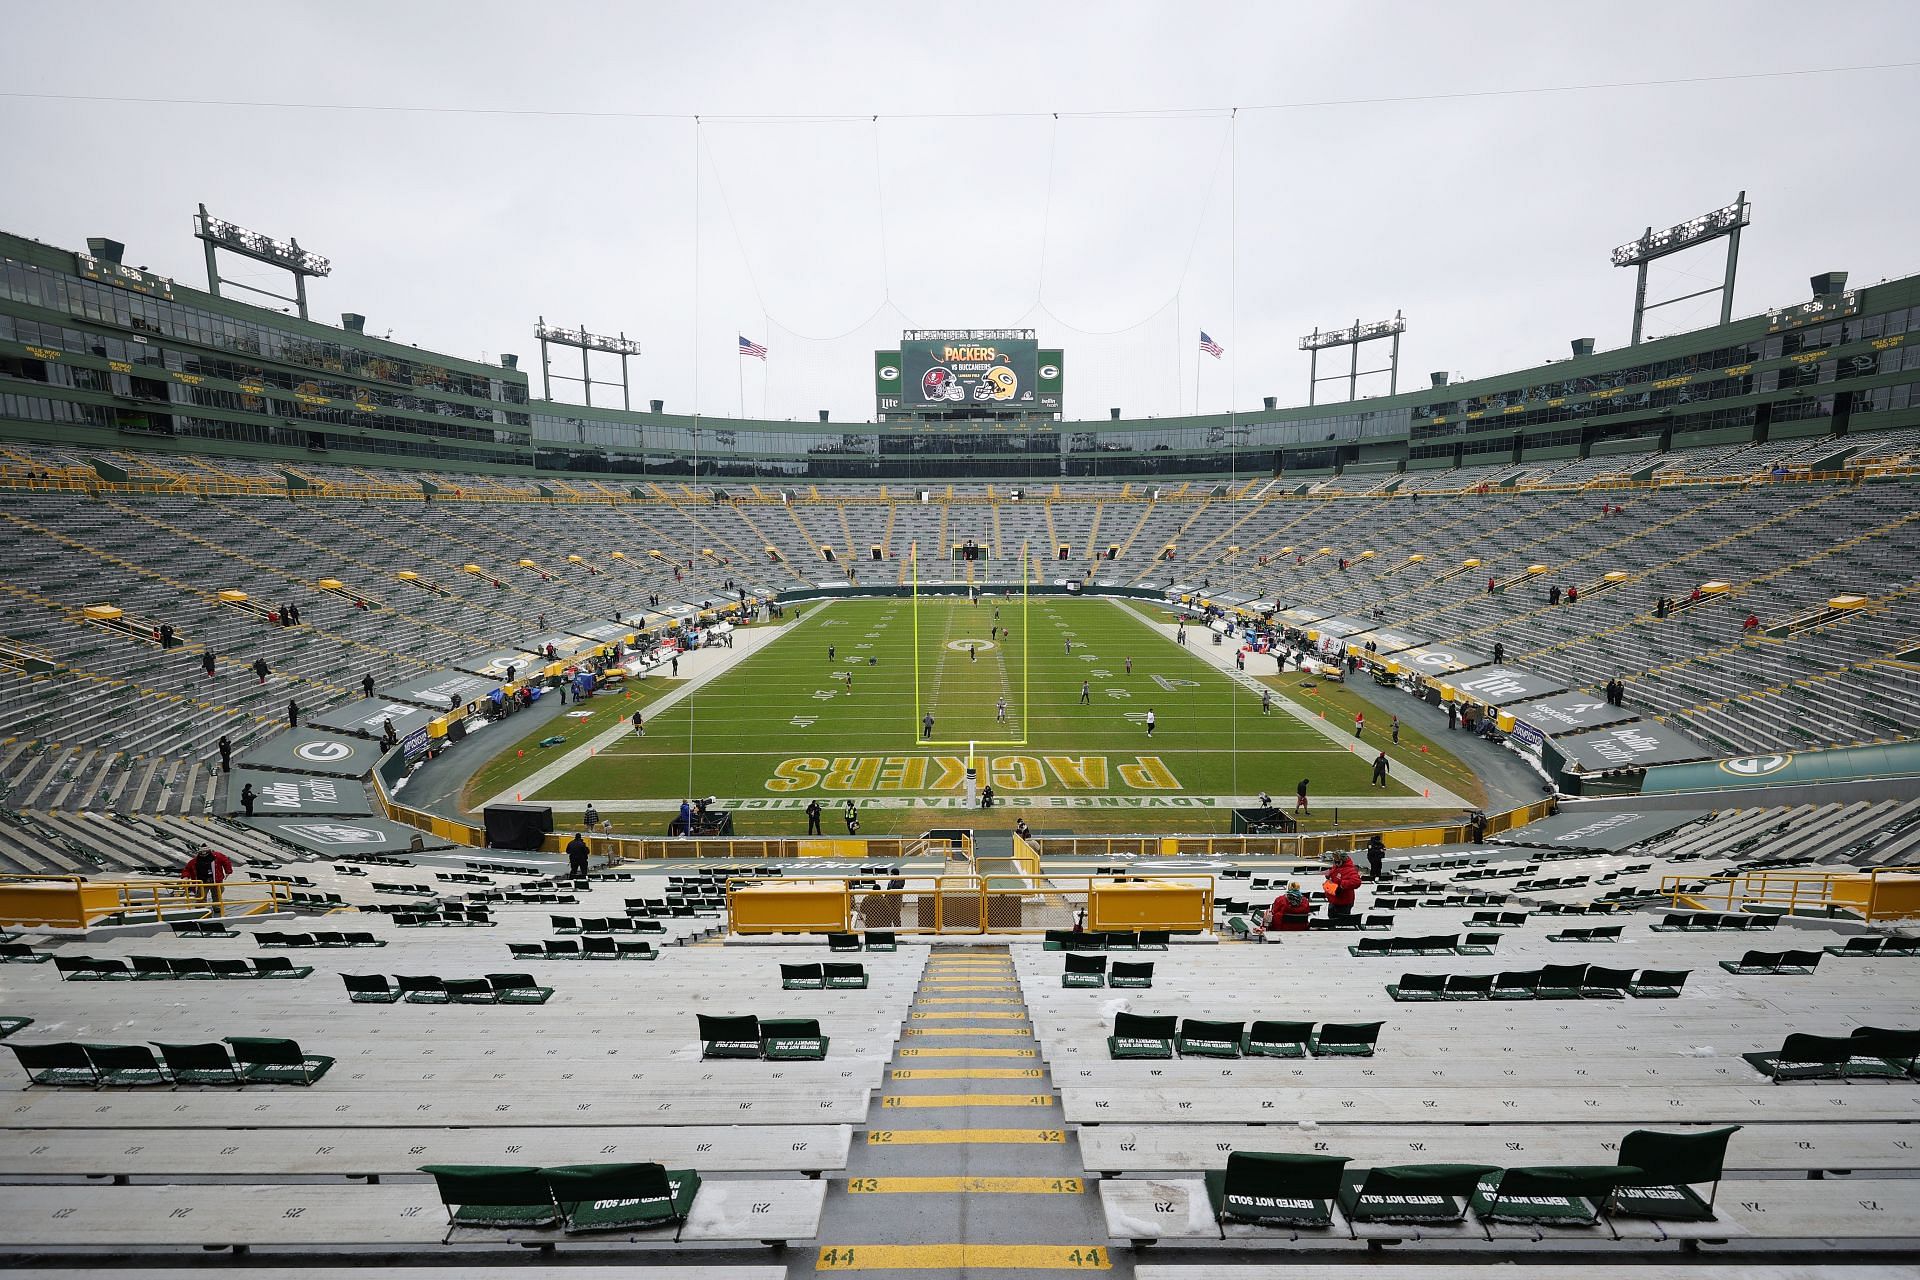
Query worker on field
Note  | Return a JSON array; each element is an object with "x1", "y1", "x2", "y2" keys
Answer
[
  {"x1": 1261, "y1": 688, "x2": 1272, "y2": 715},
  {"x1": 996, "y1": 696, "x2": 1007, "y2": 723},
  {"x1": 923, "y1": 711, "x2": 935, "y2": 739},
  {"x1": 1080, "y1": 680, "x2": 1090, "y2": 705},
  {"x1": 1371, "y1": 751, "x2": 1390, "y2": 789},
  {"x1": 1145, "y1": 708, "x2": 1156, "y2": 738},
  {"x1": 806, "y1": 798, "x2": 822, "y2": 835}
]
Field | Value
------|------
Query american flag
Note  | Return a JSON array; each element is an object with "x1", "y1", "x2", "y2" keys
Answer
[
  {"x1": 1199, "y1": 331, "x2": 1224, "y2": 359},
  {"x1": 738, "y1": 335, "x2": 768, "y2": 360}
]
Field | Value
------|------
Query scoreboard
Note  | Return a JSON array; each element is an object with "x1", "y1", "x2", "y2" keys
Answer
[{"x1": 877, "y1": 330, "x2": 1062, "y2": 416}]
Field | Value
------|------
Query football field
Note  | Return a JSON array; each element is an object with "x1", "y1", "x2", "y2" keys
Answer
[{"x1": 496, "y1": 596, "x2": 1470, "y2": 833}]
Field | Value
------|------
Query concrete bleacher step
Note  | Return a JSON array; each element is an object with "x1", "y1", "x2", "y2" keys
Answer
[{"x1": 0, "y1": 1180, "x2": 825, "y2": 1251}]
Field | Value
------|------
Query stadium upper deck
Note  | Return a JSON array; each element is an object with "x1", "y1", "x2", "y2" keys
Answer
[{"x1": 3, "y1": 228, "x2": 1919, "y2": 482}]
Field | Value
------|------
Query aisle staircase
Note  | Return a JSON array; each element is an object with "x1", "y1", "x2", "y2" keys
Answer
[{"x1": 801, "y1": 945, "x2": 1115, "y2": 1275}]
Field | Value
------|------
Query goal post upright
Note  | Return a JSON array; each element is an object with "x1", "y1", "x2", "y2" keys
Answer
[{"x1": 910, "y1": 539, "x2": 920, "y2": 741}]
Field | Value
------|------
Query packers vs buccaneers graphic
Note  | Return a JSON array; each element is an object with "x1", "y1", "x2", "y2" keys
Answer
[{"x1": 901, "y1": 329, "x2": 1038, "y2": 407}]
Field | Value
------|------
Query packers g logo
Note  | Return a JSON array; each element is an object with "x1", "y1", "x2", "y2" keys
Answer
[
  {"x1": 878, "y1": 364, "x2": 899, "y2": 381},
  {"x1": 1039, "y1": 364, "x2": 1059, "y2": 380},
  {"x1": 1718, "y1": 753, "x2": 1791, "y2": 777}
]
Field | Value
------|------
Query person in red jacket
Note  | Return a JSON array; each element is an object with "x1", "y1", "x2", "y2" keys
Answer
[
  {"x1": 1322, "y1": 852, "x2": 1363, "y2": 920},
  {"x1": 182, "y1": 845, "x2": 234, "y2": 914},
  {"x1": 1267, "y1": 882, "x2": 1314, "y2": 933}
]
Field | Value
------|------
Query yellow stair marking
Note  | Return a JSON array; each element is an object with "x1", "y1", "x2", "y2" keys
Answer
[
  {"x1": 880, "y1": 1093, "x2": 1054, "y2": 1109},
  {"x1": 891, "y1": 1068, "x2": 1044, "y2": 1080},
  {"x1": 918, "y1": 997, "x2": 1020, "y2": 1005},
  {"x1": 910, "y1": 1010, "x2": 1025, "y2": 1020},
  {"x1": 903, "y1": 1026, "x2": 1027, "y2": 1037},
  {"x1": 922, "y1": 981, "x2": 1014, "y2": 988},
  {"x1": 867, "y1": 1128, "x2": 1064, "y2": 1145},
  {"x1": 897, "y1": 1046, "x2": 1035, "y2": 1058},
  {"x1": 817, "y1": 1244, "x2": 1108, "y2": 1269},
  {"x1": 847, "y1": 1176, "x2": 1083, "y2": 1194}
]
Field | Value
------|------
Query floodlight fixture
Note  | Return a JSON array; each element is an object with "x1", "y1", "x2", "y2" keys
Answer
[
  {"x1": 535, "y1": 317, "x2": 641, "y2": 408},
  {"x1": 1613, "y1": 193, "x2": 1750, "y2": 344},
  {"x1": 192, "y1": 202, "x2": 331, "y2": 318},
  {"x1": 1299, "y1": 311, "x2": 1406, "y2": 405}
]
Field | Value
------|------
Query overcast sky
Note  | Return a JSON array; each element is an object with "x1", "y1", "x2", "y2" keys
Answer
[{"x1": 3, "y1": 1, "x2": 1916, "y2": 423}]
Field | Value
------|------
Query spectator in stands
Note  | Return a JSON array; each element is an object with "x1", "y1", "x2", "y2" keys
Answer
[
  {"x1": 1267, "y1": 882, "x2": 1312, "y2": 932},
  {"x1": 566, "y1": 831, "x2": 591, "y2": 878},
  {"x1": 1743, "y1": 612, "x2": 1760, "y2": 633},
  {"x1": 1371, "y1": 751, "x2": 1390, "y2": 788},
  {"x1": 1487, "y1": 577, "x2": 1496, "y2": 594},
  {"x1": 1548, "y1": 585, "x2": 1562, "y2": 606},
  {"x1": 239, "y1": 783, "x2": 256, "y2": 817},
  {"x1": 182, "y1": 845, "x2": 233, "y2": 913},
  {"x1": 1323, "y1": 852, "x2": 1363, "y2": 920},
  {"x1": 287, "y1": 699, "x2": 299, "y2": 728},
  {"x1": 202, "y1": 650, "x2": 216, "y2": 678},
  {"x1": 1493, "y1": 642, "x2": 1504, "y2": 664},
  {"x1": 1366, "y1": 834, "x2": 1386, "y2": 880},
  {"x1": 253, "y1": 657, "x2": 270, "y2": 684},
  {"x1": 1566, "y1": 584, "x2": 1578, "y2": 604},
  {"x1": 362, "y1": 673, "x2": 375, "y2": 698},
  {"x1": 806, "y1": 798, "x2": 822, "y2": 835},
  {"x1": 1295, "y1": 778, "x2": 1310, "y2": 816}
]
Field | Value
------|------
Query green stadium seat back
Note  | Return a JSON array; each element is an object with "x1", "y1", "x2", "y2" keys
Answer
[
  {"x1": 1340, "y1": 1163, "x2": 1499, "y2": 1223},
  {"x1": 82, "y1": 1042, "x2": 170, "y2": 1086},
  {"x1": 1178, "y1": 1019, "x2": 1245, "y2": 1059},
  {"x1": 1310, "y1": 1022, "x2": 1381, "y2": 1057},
  {"x1": 9, "y1": 1041, "x2": 100, "y2": 1086},
  {"x1": 1205, "y1": 1151, "x2": 1349, "y2": 1228},
  {"x1": 548, "y1": 1161, "x2": 699, "y2": 1233},
  {"x1": 419, "y1": 1164, "x2": 558, "y2": 1230},
  {"x1": 1611, "y1": 1126, "x2": 1739, "y2": 1220},
  {"x1": 1108, "y1": 1012, "x2": 1176, "y2": 1060},
  {"x1": 151, "y1": 1041, "x2": 244, "y2": 1085}
]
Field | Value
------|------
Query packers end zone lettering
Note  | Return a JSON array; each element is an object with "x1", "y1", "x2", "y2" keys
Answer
[{"x1": 767, "y1": 754, "x2": 1182, "y2": 793}]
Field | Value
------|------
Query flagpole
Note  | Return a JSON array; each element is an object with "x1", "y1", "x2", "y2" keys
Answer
[
  {"x1": 1196, "y1": 336, "x2": 1203, "y2": 416},
  {"x1": 737, "y1": 345, "x2": 745, "y2": 418}
]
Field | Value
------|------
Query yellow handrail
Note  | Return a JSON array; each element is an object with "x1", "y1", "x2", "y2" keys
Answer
[
  {"x1": 0, "y1": 873, "x2": 293, "y2": 928},
  {"x1": 725, "y1": 871, "x2": 1215, "y2": 936},
  {"x1": 1658, "y1": 867, "x2": 1920, "y2": 923}
]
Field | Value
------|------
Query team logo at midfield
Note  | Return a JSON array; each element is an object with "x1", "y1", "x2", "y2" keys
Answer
[
  {"x1": 921, "y1": 366, "x2": 964, "y2": 402},
  {"x1": 1718, "y1": 753, "x2": 1792, "y2": 777}
]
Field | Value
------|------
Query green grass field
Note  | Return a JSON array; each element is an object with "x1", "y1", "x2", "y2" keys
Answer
[{"x1": 469, "y1": 596, "x2": 1479, "y2": 835}]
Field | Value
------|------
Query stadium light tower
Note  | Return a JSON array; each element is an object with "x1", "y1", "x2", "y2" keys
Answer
[
  {"x1": 1299, "y1": 311, "x2": 1405, "y2": 406},
  {"x1": 192, "y1": 203, "x2": 331, "y2": 320},
  {"x1": 1612, "y1": 193, "x2": 1750, "y2": 345},
  {"x1": 535, "y1": 318, "x2": 642, "y2": 409}
]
